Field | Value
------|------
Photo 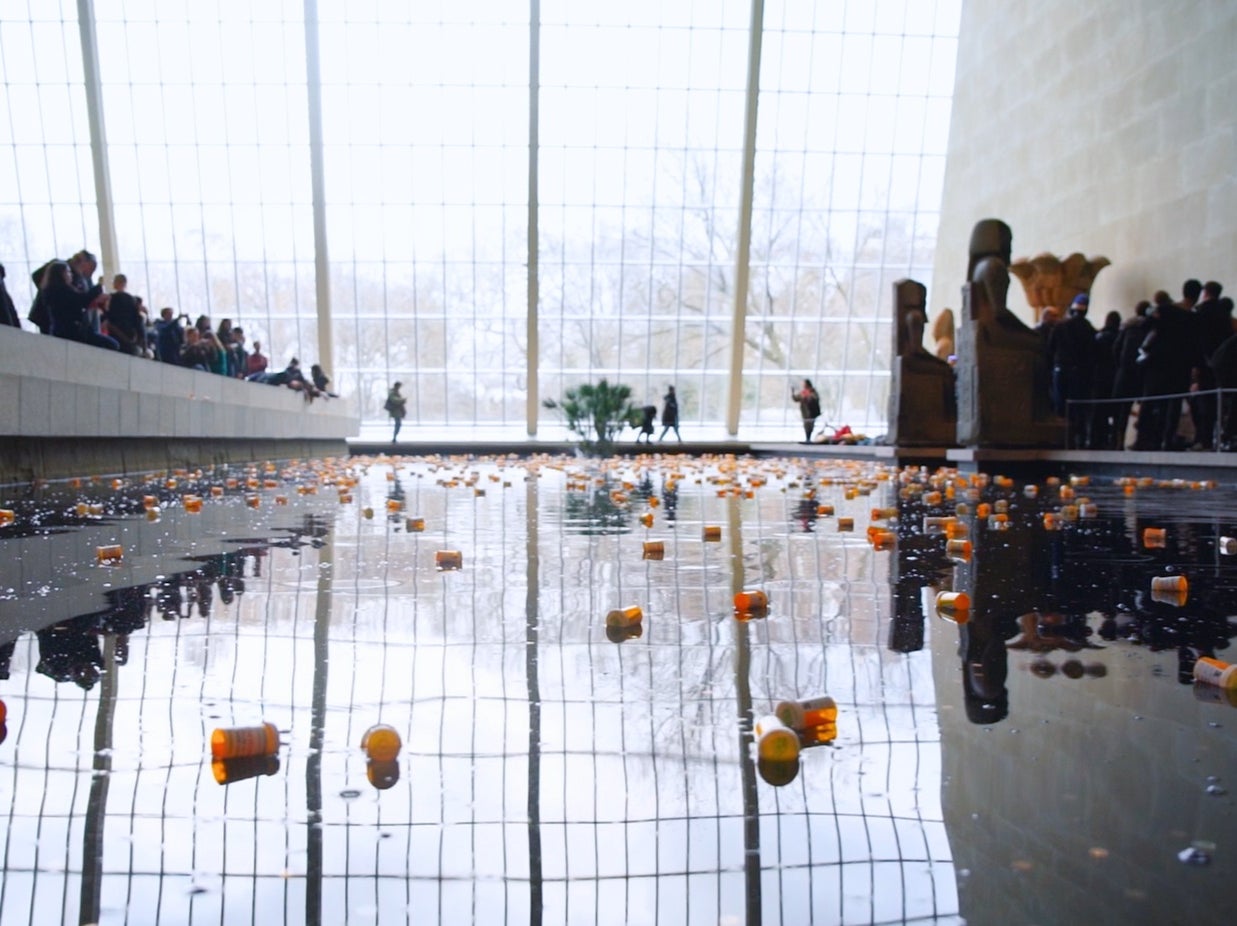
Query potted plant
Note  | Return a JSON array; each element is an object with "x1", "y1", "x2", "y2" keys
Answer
[{"x1": 542, "y1": 379, "x2": 638, "y2": 455}]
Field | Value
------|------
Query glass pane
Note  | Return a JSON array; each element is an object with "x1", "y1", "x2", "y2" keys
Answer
[{"x1": 2, "y1": 2, "x2": 960, "y2": 436}]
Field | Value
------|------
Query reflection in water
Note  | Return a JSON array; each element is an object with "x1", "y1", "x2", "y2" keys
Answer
[
  {"x1": 366, "y1": 759, "x2": 400, "y2": 791},
  {"x1": 306, "y1": 531, "x2": 332, "y2": 926},
  {"x1": 79, "y1": 633, "x2": 116, "y2": 924},
  {"x1": 726, "y1": 490, "x2": 764, "y2": 923},
  {"x1": 524, "y1": 472, "x2": 543, "y2": 926},
  {"x1": 924, "y1": 477, "x2": 1237, "y2": 925},
  {"x1": 2, "y1": 459, "x2": 1236, "y2": 922},
  {"x1": 935, "y1": 489, "x2": 1237, "y2": 726},
  {"x1": 561, "y1": 480, "x2": 633, "y2": 535},
  {"x1": 213, "y1": 754, "x2": 281, "y2": 785}
]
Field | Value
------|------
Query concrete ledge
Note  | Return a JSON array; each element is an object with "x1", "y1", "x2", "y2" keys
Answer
[
  {"x1": 946, "y1": 446, "x2": 1237, "y2": 482},
  {"x1": 0, "y1": 437, "x2": 349, "y2": 486},
  {"x1": 351, "y1": 439, "x2": 950, "y2": 465},
  {"x1": 0, "y1": 325, "x2": 359, "y2": 482}
]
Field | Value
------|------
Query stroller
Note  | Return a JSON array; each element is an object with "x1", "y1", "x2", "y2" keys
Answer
[{"x1": 636, "y1": 405, "x2": 657, "y2": 443}]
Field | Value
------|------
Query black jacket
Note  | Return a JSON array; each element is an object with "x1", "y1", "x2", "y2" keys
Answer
[{"x1": 46, "y1": 281, "x2": 103, "y2": 341}]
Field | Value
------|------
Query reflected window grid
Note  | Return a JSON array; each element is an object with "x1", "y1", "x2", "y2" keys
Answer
[{"x1": 0, "y1": 460, "x2": 955, "y2": 922}]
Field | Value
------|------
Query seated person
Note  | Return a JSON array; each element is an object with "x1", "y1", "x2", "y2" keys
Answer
[
  {"x1": 246, "y1": 340, "x2": 269, "y2": 376},
  {"x1": 194, "y1": 316, "x2": 228, "y2": 375},
  {"x1": 311, "y1": 363, "x2": 338, "y2": 397},
  {"x1": 179, "y1": 328, "x2": 214, "y2": 371},
  {"x1": 40, "y1": 260, "x2": 116, "y2": 350},
  {"x1": 104, "y1": 274, "x2": 143, "y2": 355},
  {"x1": 250, "y1": 358, "x2": 316, "y2": 397},
  {"x1": 225, "y1": 325, "x2": 249, "y2": 378},
  {"x1": 155, "y1": 308, "x2": 185, "y2": 364}
]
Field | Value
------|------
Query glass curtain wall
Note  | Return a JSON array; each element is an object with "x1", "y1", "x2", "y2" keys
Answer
[
  {"x1": 539, "y1": 0, "x2": 750, "y2": 428},
  {"x1": 0, "y1": 1, "x2": 98, "y2": 301},
  {"x1": 318, "y1": 2, "x2": 529, "y2": 426},
  {"x1": 746, "y1": 0, "x2": 959, "y2": 436},
  {"x1": 0, "y1": 0, "x2": 960, "y2": 437},
  {"x1": 92, "y1": 0, "x2": 315, "y2": 368}
]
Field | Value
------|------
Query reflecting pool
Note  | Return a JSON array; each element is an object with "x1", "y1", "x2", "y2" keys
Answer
[{"x1": 0, "y1": 457, "x2": 1233, "y2": 925}]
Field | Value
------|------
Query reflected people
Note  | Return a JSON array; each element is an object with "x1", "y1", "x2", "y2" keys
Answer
[
  {"x1": 660, "y1": 477, "x2": 678, "y2": 522},
  {"x1": 13, "y1": 523, "x2": 332, "y2": 691},
  {"x1": 792, "y1": 496, "x2": 819, "y2": 533},
  {"x1": 36, "y1": 616, "x2": 105, "y2": 690}
]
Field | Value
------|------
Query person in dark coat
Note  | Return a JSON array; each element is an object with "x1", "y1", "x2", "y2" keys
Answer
[
  {"x1": 791, "y1": 379, "x2": 821, "y2": 442},
  {"x1": 104, "y1": 274, "x2": 143, "y2": 354},
  {"x1": 28, "y1": 251, "x2": 95, "y2": 333},
  {"x1": 0, "y1": 263, "x2": 19, "y2": 328},
  {"x1": 1047, "y1": 295, "x2": 1097, "y2": 447},
  {"x1": 1207, "y1": 298, "x2": 1237, "y2": 450},
  {"x1": 311, "y1": 363, "x2": 338, "y2": 397},
  {"x1": 1138, "y1": 290, "x2": 1196, "y2": 450},
  {"x1": 39, "y1": 260, "x2": 117, "y2": 350},
  {"x1": 1089, "y1": 310, "x2": 1122, "y2": 450},
  {"x1": 155, "y1": 307, "x2": 185, "y2": 363},
  {"x1": 1189, "y1": 281, "x2": 1230, "y2": 449},
  {"x1": 385, "y1": 381, "x2": 407, "y2": 442},
  {"x1": 1111, "y1": 300, "x2": 1150, "y2": 449},
  {"x1": 658, "y1": 385, "x2": 681, "y2": 441}
]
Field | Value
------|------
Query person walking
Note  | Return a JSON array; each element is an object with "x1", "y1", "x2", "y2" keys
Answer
[
  {"x1": 791, "y1": 379, "x2": 821, "y2": 442},
  {"x1": 657, "y1": 385, "x2": 681, "y2": 441},
  {"x1": 385, "y1": 382, "x2": 407, "y2": 442}
]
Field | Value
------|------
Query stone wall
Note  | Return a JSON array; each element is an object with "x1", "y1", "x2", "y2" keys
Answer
[{"x1": 933, "y1": 0, "x2": 1237, "y2": 324}]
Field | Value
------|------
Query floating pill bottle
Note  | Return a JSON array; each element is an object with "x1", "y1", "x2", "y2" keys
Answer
[
  {"x1": 734, "y1": 590, "x2": 769, "y2": 613},
  {"x1": 775, "y1": 696, "x2": 838, "y2": 731},
  {"x1": 210, "y1": 722, "x2": 279, "y2": 760},
  {"x1": 361, "y1": 724, "x2": 402, "y2": 762}
]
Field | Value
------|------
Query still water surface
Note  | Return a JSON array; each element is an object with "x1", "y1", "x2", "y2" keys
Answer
[{"x1": 0, "y1": 456, "x2": 1233, "y2": 925}]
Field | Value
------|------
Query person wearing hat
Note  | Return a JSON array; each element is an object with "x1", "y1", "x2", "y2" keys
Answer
[{"x1": 1047, "y1": 294, "x2": 1097, "y2": 447}]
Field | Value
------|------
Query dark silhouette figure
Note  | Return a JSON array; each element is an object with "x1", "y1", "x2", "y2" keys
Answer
[
  {"x1": 791, "y1": 379, "x2": 821, "y2": 442},
  {"x1": 658, "y1": 386, "x2": 681, "y2": 441}
]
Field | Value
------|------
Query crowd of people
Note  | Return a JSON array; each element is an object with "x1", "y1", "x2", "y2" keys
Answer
[
  {"x1": 5, "y1": 250, "x2": 1232, "y2": 450},
  {"x1": 0, "y1": 249, "x2": 337, "y2": 401},
  {"x1": 1043, "y1": 279, "x2": 1234, "y2": 451}
]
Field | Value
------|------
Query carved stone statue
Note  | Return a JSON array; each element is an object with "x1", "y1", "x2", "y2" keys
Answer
[
  {"x1": 967, "y1": 217, "x2": 1013, "y2": 281},
  {"x1": 886, "y1": 278, "x2": 956, "y2": 446},
  {"x1": 1009, "y1": 252, "x2": 1111, "y2": 322},
  {"x1": 955, "y1": 220, "x2": 1065, "y2": 447}
]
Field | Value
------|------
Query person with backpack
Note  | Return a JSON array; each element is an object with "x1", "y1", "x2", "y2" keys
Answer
[
  {"x1": 791, "y1": 379, "x2": 821, "y2": 442},
  {"x1": 385, "y1": 382, "x2": 407, "y2": 442}
]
